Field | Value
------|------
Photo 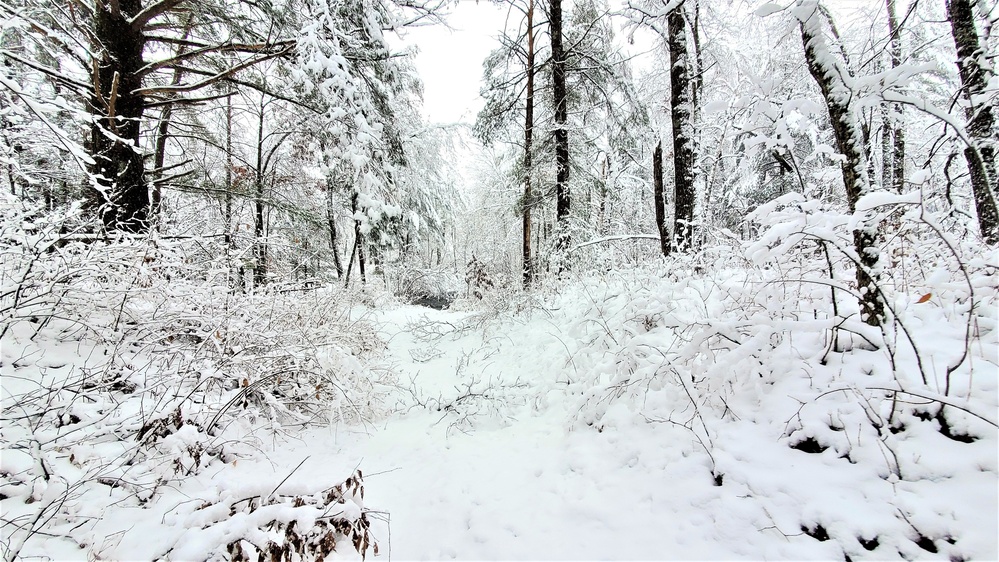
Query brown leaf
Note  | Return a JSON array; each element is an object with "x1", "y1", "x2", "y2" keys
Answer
[{"x1": 917, "y1": 293, "x2": 932, "y2": 304}]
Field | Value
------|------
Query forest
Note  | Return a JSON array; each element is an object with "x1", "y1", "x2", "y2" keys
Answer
[{"x1": 1, "y1": 0, "x2": 997, "y2": 559}]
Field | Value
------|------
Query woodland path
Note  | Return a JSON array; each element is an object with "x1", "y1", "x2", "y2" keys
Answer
[{"x1": 273, "y1": 305, "x2": 844, "y2": 560}]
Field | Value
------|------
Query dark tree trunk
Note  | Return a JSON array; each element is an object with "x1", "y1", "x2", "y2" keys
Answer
[
  {"x1": 668, "y1": 4, "x2": 696, "y2": 252},
  {"x1": 88, "y1": 1, "x2": 148, "y2": 232},
  {"x1": 551, "y1": 0, "x2": 570, "y2": 261},
  {"x1": 150, "y1": 18, "x2": 193, "y2": 221},
  {"x1": 344, "y1": 233, "x2": 357, "y2": 287},
  {"x1": 799, "y1": 2, "x2": 885, "y2": 326},
  {"x1": 4, "y1": 136, "x2": 15, "y2": 196},
  {"x1": 357, "y1": 227, "x2": 367, "y2": 285},
  {"x1": 327, "y1": 185, "x2": 345, "y2": 278},
  {"x1": 689, "y1": 0, "x2": 703, "y2": 122},
  {"x1": 598, "y1": 153, "x2": 610, "y2": 236},
  {"x1": 885, "y1": 0, "x2": 905, "y2": 193},
  {"x1": 151, "y1": 105, "x2": 171, "y2": 219},
  {"x1": 253, "y1": 98, "x2": 267, "y2": 287},
  {"x1": 653, "y1": 141, "x2": 669, "y2": 257},
  {"x1": 880, "y1": 105, "x2": 893, "y2": 190},
  {"x1": 947, "y1": 0, "x2": 999, "y2": 244},
  {"x1": 351, "y1": 191, "x2": 366, "y2": 285},
  {"x1": 523, "y1": 0, "x2": 536, "y2": 288},
  {"x1": 224, "y1": 94, "x2": 238, "y2": 291}
]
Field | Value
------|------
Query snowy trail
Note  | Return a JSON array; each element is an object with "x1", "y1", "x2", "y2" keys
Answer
[
  {"x1": 273, "y1": 305, "x2": 841, "y2": 561},
  {"x1": 6, "y1": 289, "x2": 994, "y2": 561}
]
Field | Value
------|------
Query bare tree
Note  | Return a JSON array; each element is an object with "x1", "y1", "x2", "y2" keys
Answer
[
  {"x1": 883, "y1": 0, "x2": 906, "y2": 193},
  {"x1": 798, "y1": 0, "x2": 885, "y2": 326},
  {"x1": 523, "y1": 0, "x2": 537, "y2": 287},
  {"x1": 668, "y1": 1, "x2": 696, "y2": 252},
  {"x1": 946, "y1": 0, "x2": 999, "y2": 244},
  {"x1": 653, "y1": 140, "x2": 669, "y2": 257},
  {"x1": 551, "y1": 0, "x2": 571, "y2": 263}
]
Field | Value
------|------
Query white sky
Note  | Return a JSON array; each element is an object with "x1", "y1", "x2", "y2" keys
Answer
[
  {"x1": 400, "y1": 0, "x2": 880, "y2": 125},
  {"x1": 403, "y1": 1, "x2": 510, "y2": 125}
]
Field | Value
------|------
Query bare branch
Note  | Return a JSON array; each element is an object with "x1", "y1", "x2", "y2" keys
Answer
[
  {"x1": 129, "y1": 0, "x2": 188, "y2": 31},
  {"x1": 134, "y1": 45, "x2": 295, "y2": 96}
]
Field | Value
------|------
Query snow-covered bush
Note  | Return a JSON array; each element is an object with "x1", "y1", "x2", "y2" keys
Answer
[
  {"x1": 387, "y1": 262, "x2": 460, "y2": 308},
  {"x1": 549, "y1": 193, "x2": 997, "y2": 560},
  {"x1": 1, "y1": 200, "x2": 389, "y2": 559}
]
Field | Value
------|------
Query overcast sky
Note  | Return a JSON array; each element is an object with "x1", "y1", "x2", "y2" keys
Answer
[
  {"x1": 401, "y1": 0, "x2": 878, "y2": 126},
  {"x1": 404, "y1": 1, "x2": 510, "y2": 125}
]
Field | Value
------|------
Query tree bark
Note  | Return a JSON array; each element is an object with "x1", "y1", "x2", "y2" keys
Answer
[
  {"x1": 352, "y1": 191, "x2": 366, "y2": 285},
  {"x1": 523, "y1": 0, "x2": 536, "y2": 288},
  {"x1": 689, "y1": 0, "x2": 703, "y2": 122},
  {"x1": 149, "y1": 16, "x2": 194, "y2": 221},
  {"x1": 88, "y1": 0, "x2": 148, "y2": 232},
  {"x1": 946, "y1": 0, "x2": 999, "y2": 244},
  {"x1": 799, "y1": 0, "x2": 885, "y2": 326},
  {"x1": 551, "y1": 0, "x2": 571, "y2": 263},
  {"x1": 885, "y1": 0, "x2": 905, "y2": 193},
  {"x1": 150, "y1": 104, "x2": 171, "y2": 220},
  {"x1": 327, "y1": 185, "x2": 345, "y2": 278},
  {"x1": 598, "y1": 153, "x2": 610, "y2": 236},
  {"x1": 668, "y1": 3, "x2": 696, "y2": 252},
  {"x1": 653, "y1": 141, "x2": 669, "y2": 257},
  {"x1": 344, "y1": 231, "x2": 357, "y2": 287},
  {"x1": 880, "y1": 104, "x2": 893, "y2": 190},
  {"x1": 224, "y1": 93, "x2": 237, "y2": 291},
  {"x1": 3, "y1": 136, "x2": 15, "y2": 196},
  {"x1": 253, "y1": 96, "x2": 267, "y2": 287}
]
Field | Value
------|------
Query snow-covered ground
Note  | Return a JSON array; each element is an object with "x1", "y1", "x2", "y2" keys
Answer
[
  {"x1": 205, "y1": 283, "x2": 997, "y2": 561},
  {"x1": 4, "y1": 253, "x2": 997, "y2": 560},
  {"x1": 280, "y1": 306, "x2": 832, "y2": 560}
]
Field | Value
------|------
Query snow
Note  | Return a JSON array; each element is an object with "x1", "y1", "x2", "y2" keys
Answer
[
  {"x1": 260, "y1": 276, "x2": 995, "y2": 561},
  {"x1": 3, "y1": 209, "x2": 997, "y2": 561},
  {"x1": 4, "y1": 0, "x2": 999, "y2": 557}
]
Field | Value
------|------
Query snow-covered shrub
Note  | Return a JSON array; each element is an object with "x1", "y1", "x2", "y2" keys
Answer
[
  {"x1": 0, "y1": 200, "x2": 390, "y2": 559},
  {"x1": 464, "y1": 255, "x2": 494, "y2": 300},
  {"x1": 388, "y1": 262, "x2": 460, "y2": 308},
  {"x1": 551, "y1": 192, "x2": 997, "y2": 560},
  {"x1": 168, "y1": 470, "x2": 376, "y2": 562}
]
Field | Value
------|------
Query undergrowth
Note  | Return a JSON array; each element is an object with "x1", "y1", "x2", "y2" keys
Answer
[
  {"x1": 554, "y1": 192, "x2": 997, "y2": 560},
  {"x1": 1, "y1": 201, "x2": 388, "y2": 560}
]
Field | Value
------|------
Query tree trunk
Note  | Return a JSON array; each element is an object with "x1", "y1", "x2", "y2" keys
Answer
[
  {"x1": 150, "y1": 19, "x2": 196, "y2": 222},
  {"x1": 344, "y1": 233, "x2": 357, "y2": 287},
  {"x1": 224, "y1": 94, "x2": 237, "y2": 291},
  {"x1": 88, "y1": 0, "x2": 148, "y2": 232},
  {"x1": 551, "y1": 0, "x2": 571, "y2": 262},
  {"x1": 523, "y1": 0, "x2": 536, "y2": 288},
  {"x1": 668, "y1": 4, "x2": 696, "y2": 252},
  {"x1": 150, "y1": 105, "x2": 171, "y2": 220},
  {"x1": 358, "y1": 231, "x2": 367, "y2": 285},
  {"x1": 3, "y1": 136, "x2": 15, "y2": 196},
  {"x1": 598, "y1": 153, "x2": 610, "y2": 236},
  {"x1": 653, "y1": 141, "x2": 669, "y2": 257},
  {"x1": 799, "y1": 0, "x2": 885, "y2": 326},
  {"x1": 352, "y1": 191, "x2": 367, "y2": 285},
  {"x1": 880, "y1": 104, "x2": 893, "y2": 190},
  {"x1": 327, "y1": 185, "x2": 345, "y2": 278},
  {"x1": 885, "y1": 0, "x2": 905, "y2": 193},
  {"x1": 253, "y1": 97, "x2": 267, "y2": 287},
  {"x1": 690, "y1": 0, "x2": 703, "y2": 122},
  {"x1": 946, "y1": 0, "x2": 999, "y2": 244}
]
